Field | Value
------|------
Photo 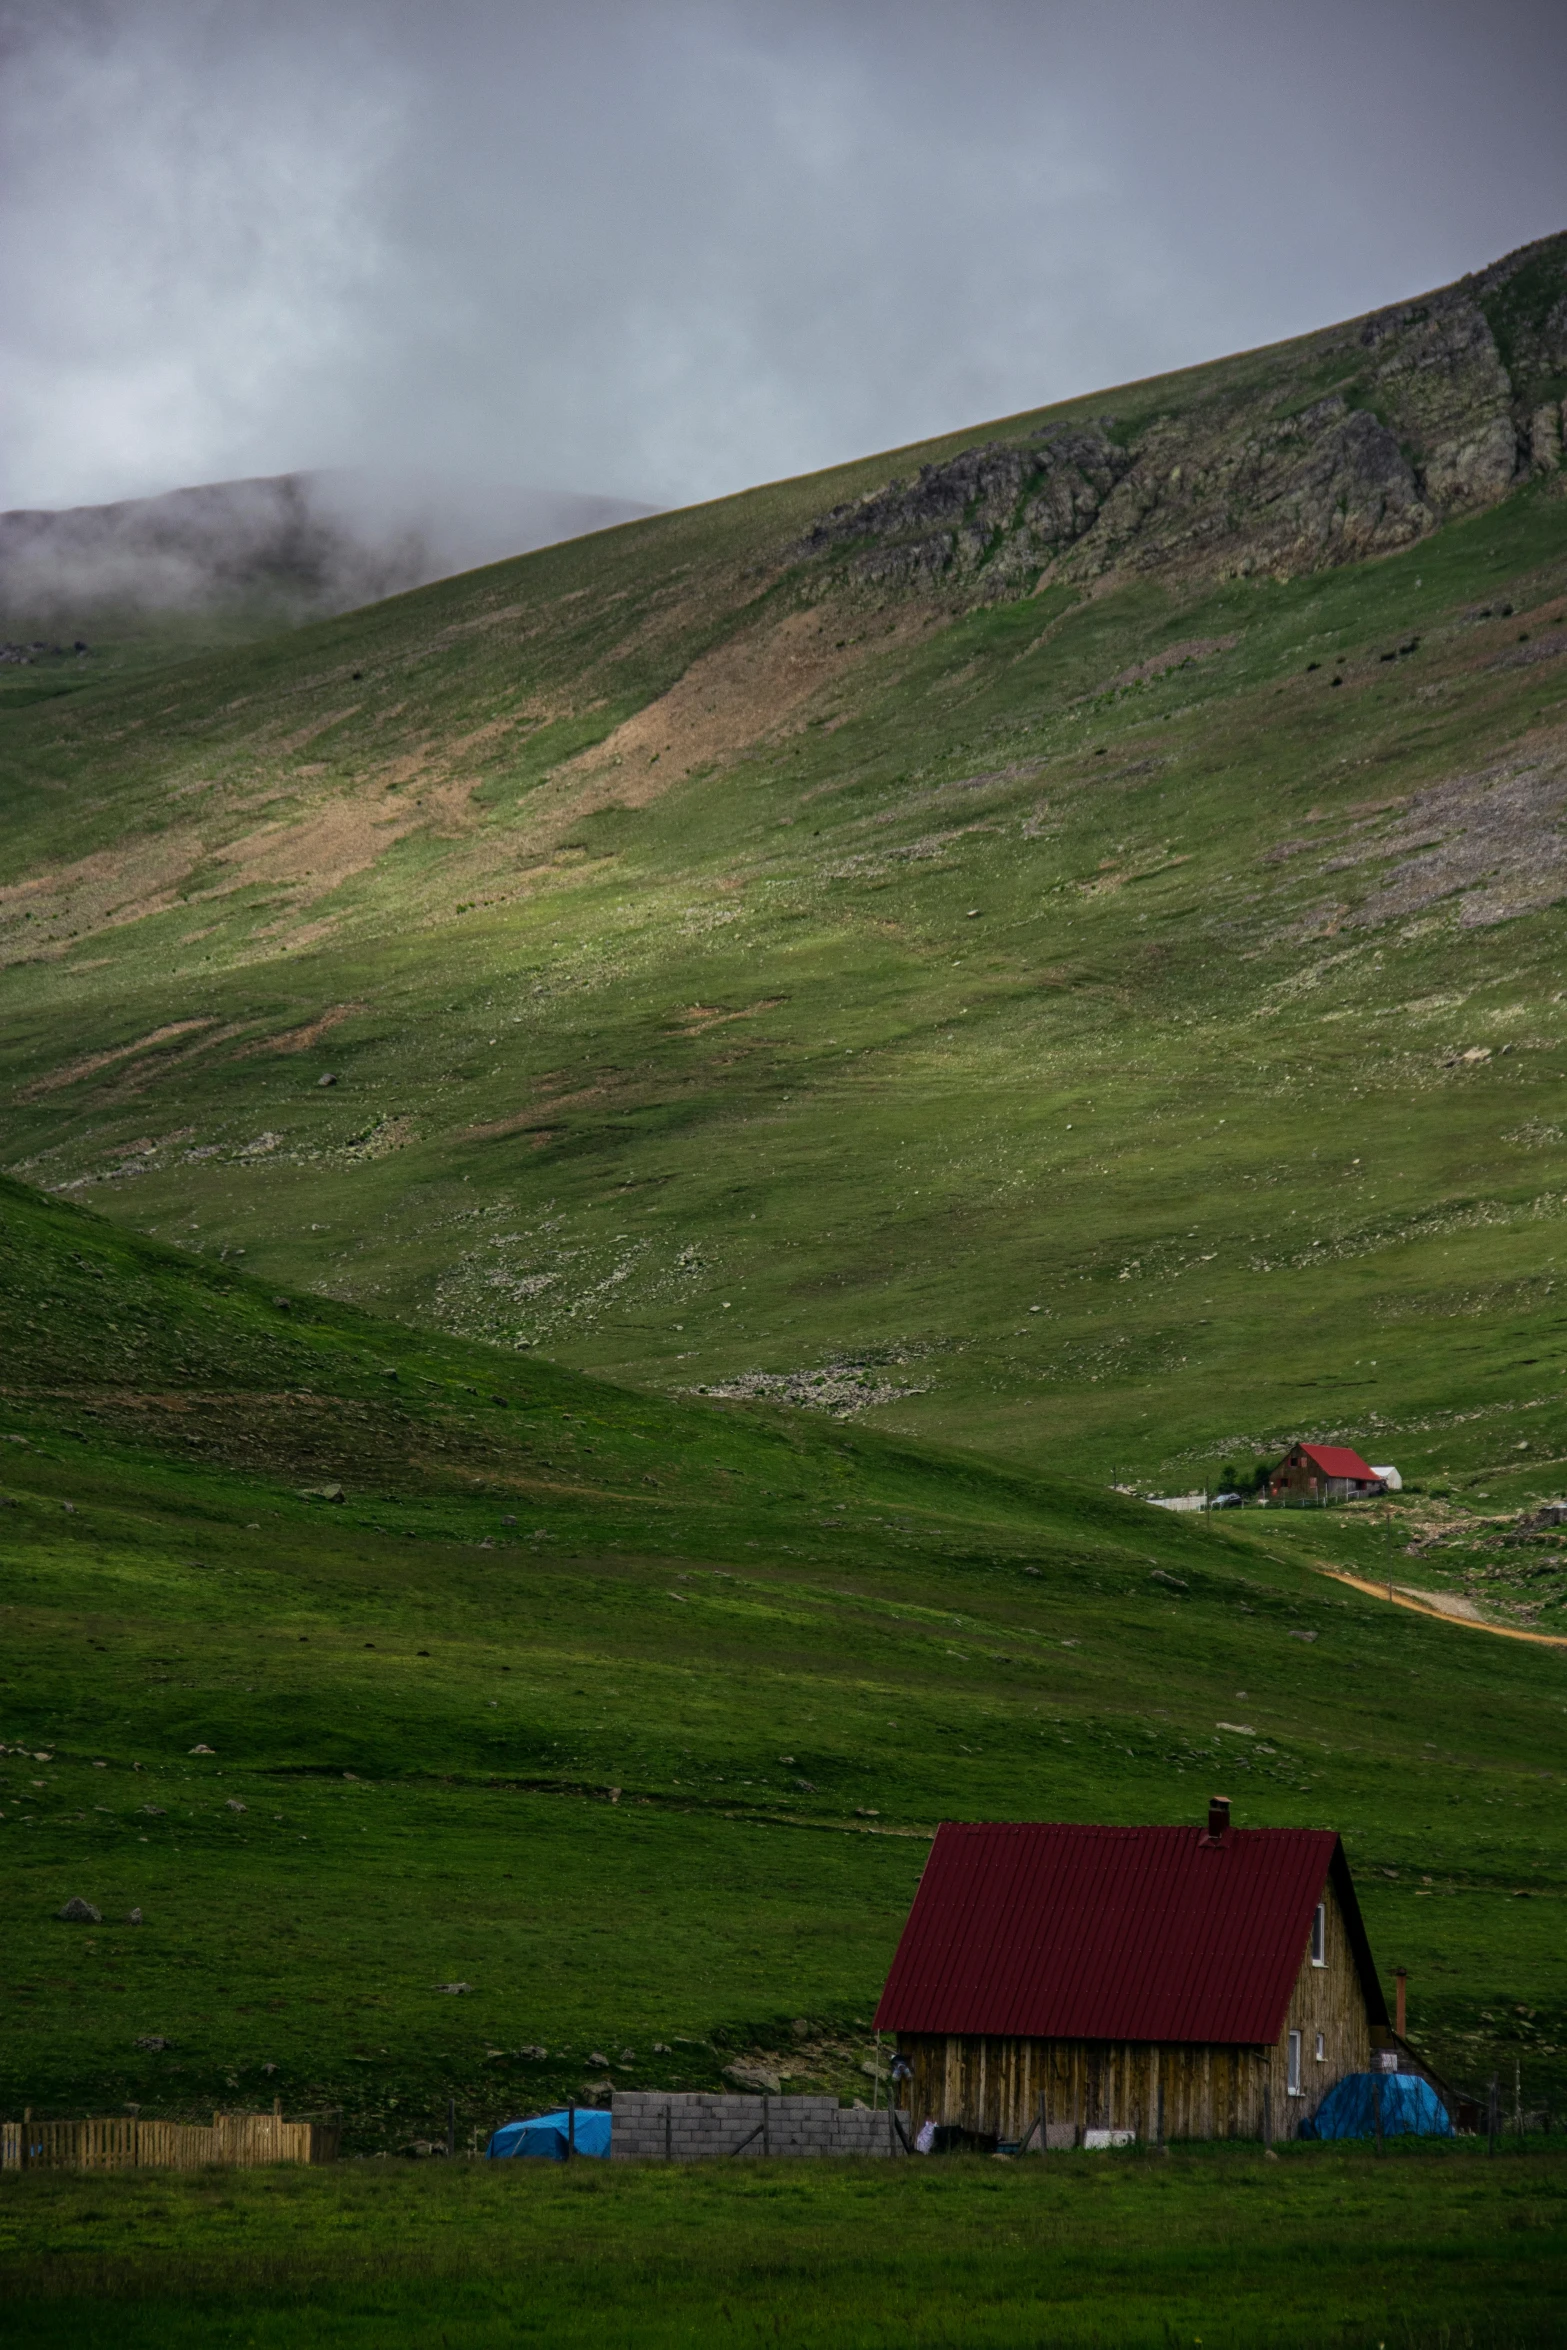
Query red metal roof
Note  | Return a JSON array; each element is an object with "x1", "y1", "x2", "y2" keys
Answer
[
  {"x1": 1291, "y1": 1444, "x2": 1378, "y2": 1481},
  {"x1": 875, "y1": 1822, "x2": 1381, "y2": 2046}
]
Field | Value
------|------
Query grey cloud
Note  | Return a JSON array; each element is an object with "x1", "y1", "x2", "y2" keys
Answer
[{"x1": 1, "y1": 0, "x2": 1564, "y2": 519}]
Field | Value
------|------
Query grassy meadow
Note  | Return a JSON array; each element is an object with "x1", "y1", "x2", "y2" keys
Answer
[
  {"x1": 5, "y1": 2143, "x2": 1567, "y2": 2349},
  {"x1": 2, "y1": 1176, "x2": 1564, "y2": 2149},
  {"x1": 2, "y1": 260, "x2": 1567, "y2": 2336}
]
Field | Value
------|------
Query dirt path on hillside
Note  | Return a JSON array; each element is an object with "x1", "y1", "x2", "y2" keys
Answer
[{"x1": 1307, "y1": 1560, "x2": 1567, "y2": 1649}]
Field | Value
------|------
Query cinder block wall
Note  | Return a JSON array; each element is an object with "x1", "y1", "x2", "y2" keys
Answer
[{"x1": 610, "y1": 2091, "x2": 901, "y2": 2162}]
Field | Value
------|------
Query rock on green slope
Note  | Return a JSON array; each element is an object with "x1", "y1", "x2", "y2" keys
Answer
[{"x1": 1, "y1": 232, "x2": 1566, "y2": 1490}]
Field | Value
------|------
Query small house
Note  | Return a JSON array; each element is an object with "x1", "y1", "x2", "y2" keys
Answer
[
  {"x1": 1269, "y1": 1442, "x2": 1384, "y2": 1503},
  {"x1": 875, "y1": 1803, "x2": 1390, "y2": 2146}
]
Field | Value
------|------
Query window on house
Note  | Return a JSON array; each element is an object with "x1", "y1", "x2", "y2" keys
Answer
[
  {"x1": 1314, "y1": 2032, "x2": 1325, "y2": 2063},
  {"x1": 1287, "y1": 2030, "x2": 1302, "y2": 2096},
  {"x1": 1310, "y1": 1901, "x2": 1326, "y2": 1966}
]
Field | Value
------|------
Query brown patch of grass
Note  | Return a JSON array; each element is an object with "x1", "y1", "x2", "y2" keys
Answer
[
  {"x1": 1105, "y1": 635, "x2": 1238, "y2": 691},
  {"x1": 525, "y1": 604, "x2": 940, "y2": 854},
  {"x1": 233, "y1": 1006, "x2": 365, "y2": 1059},
  {"x1": 669, "y1": 999, "x2": 786, "y2": 1034},
  {"x1": 17, "y1": 1020, "x2": 219, "y2": 1099}
]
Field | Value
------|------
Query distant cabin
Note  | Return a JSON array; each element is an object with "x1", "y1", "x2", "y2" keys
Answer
[
  {"x1": 874, "y1": 1804, "x2": 1390, "y2": 2147},
  {"x1": 1269, "y1": 1442, "x2": 1384, "y2": 1502}
]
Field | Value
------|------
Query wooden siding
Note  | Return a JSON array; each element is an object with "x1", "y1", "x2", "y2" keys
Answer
[{"x1": 898, "y1": 1875, "x2": 1373, "y2": 2143}]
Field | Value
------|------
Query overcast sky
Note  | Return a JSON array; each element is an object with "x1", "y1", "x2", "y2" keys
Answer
[{"x1": 3, "y1": 0, "x2": 1565, "y2": 516}]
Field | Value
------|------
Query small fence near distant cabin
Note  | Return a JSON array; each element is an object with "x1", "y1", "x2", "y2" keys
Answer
[{"x1": 1, "y1": 2108, "x2": 339, "y2": 2173}]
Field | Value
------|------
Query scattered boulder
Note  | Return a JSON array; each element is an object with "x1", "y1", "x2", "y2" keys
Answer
[
  {"x1": 588, "y1": 2050, "x2": 610, "y2": 2068},
  {"x1": 135, "y1": 2035, "x2": 168, "y2": 2052},
  {"x1": 189, "y1": 1744, "x2": 215, "y2": 1755},
  {"x1": 618, "y1": 2047, "x2": 636, "y2": 2064},
  {"x1": 57, "y1": 1897, "x2": 101, "y2": 1923},
  {"x1": 317, "y1": 1072, "x2": 338, "y2": 1088},
  {"x1": 128, "y1": 1908, "x2": 143, "y2": 1924},
  {"x1": 724, "y1": 2061, "x2": 782, "y2": 2094},
  {"x1": 225, "y1": 1797, "x2": 247, "y2": 1812},
  {"x1": 1288, "y1": 1629, "x2": 1319, "y2": 1643},
  {"x1": 520, "y1": 2044, "x2": 548, "y2": 2060},
  {"x1": 434, "y1": 1981, "x2": 473, "y2": 1995}
]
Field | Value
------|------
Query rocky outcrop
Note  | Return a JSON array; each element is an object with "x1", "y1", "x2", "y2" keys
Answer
[
  {"x1": 794, "y1": 425, "x2": 1132, "y2": 597},
  {"x1": 792, "y1": 231, "x2": 1567, "y2": 607}
]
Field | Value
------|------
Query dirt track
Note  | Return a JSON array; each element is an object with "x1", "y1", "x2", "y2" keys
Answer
[{"x1": 1309, "y1": 1560, "x2": 1567, "y2": 1650}]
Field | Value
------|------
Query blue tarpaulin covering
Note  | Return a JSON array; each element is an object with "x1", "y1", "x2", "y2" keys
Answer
[
  {"x1": 1299, "y1": 2072, "x2": 1453, "y2": 2141},
  {"x1": 486, "y1": 2107, "x2": 612, "y2": 2161}
]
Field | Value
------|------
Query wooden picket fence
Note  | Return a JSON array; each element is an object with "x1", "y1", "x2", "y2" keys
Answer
[{"x1": 1, "y1": 2108, "x2": 339, "y2": 2172}]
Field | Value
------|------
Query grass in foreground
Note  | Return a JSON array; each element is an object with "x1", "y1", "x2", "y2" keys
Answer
[{"x1": 3, "y1": 2143, "x2": 1566, "y2": 2348}]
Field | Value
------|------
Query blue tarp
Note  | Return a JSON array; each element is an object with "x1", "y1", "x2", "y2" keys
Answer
[
  {"x1": 485, "y1": 2107, "x2": 612, "y2": 2161},
  {"x1": 1299, "y1": 2072, "x2": 1453, "y2": 2141}
]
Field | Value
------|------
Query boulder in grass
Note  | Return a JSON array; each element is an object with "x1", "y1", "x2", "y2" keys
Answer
[
  {"x1": 57, "y1": 1897, "x2": 101, "y2": 1923},
  {"x1": 434, "y1": 1981, "x2": 473, "y2": 1995},
  {"x1": 189, "y1": 1744, "x2": 215, "y2": 1755},
  {"x1": 724, "y1": 2061, "x2": 782, "y2": 2094},
  {"x1": 128, "y1": 1908, "x2": 143, "y2": 1924},
  {"x1": 135, "y1": 2035, "x2": 168, "y2": 2051}
]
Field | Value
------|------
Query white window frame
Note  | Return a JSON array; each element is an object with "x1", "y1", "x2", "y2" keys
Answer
[
  {"x1": 1287, "y1": 2029, "x2": 1303, "y2": 2096},
  {"x1": 1310, "y1": 1901, "x2": 1327, "y2": 1966},
  {"x1": 1314, "y1": 2031, "x2": 1325, "y2": 2063}
]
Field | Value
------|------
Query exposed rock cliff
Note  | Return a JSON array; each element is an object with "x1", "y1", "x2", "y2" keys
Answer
[{"x1": 794, "y1": 230, "x2": 1567, "y2": 605}]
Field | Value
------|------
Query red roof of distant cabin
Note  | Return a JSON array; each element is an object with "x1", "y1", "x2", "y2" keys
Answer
[
  {"x1": 875, "y1": 1822, "x2": 1385, "y2": 2045},
  {"x1": 1290, "y1": 1443, "x2": 1378, "y2": 1481}
]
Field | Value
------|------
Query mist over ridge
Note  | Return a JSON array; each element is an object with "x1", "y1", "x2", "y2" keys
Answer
[{"x1": 0, "y1": 468, "x2": 660, "y2": 633}]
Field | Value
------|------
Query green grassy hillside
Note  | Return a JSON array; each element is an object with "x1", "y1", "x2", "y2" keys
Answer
[
  {"x1": 2, "y1": 1175, "x2": 1564, "y2": 2144},
  {"x1": 3, "y1": 234, "x2": 1567, "y2": 2166},
  {"x1": 1, "y1": 240, "x2": 1566, "y2": 1505}
]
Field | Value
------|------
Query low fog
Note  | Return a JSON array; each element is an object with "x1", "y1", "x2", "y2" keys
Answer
[
  {"x1": 2, "y1": 0, "x2": 1565, "y2": 525},
  {"x1": 0, "y1": 473, "x2": 656, "y2": 630}
]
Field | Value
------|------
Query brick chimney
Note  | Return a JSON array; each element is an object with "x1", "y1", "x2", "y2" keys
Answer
[{"x1": 1206, "y1": 1795, "x2": 1231, "y2": 1841}]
